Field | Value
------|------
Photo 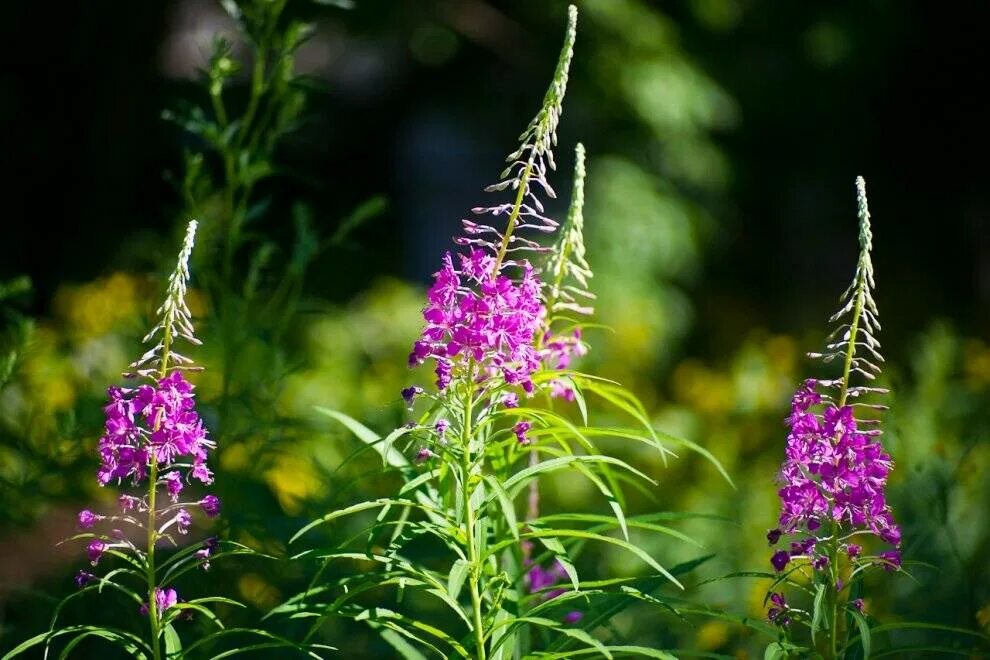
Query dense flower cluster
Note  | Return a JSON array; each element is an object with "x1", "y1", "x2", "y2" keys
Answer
[
  {"x1": 79, "y1": 370, "x2": 221, "y2": 588},
  {"x1": 409, "y1": 249, "x2": 544, "y2": 393},
  {"x1": 97, "y1": 371, "x2": 215, "y2": 489},
  {"x1": 767, "y1": 379, "x2": 901, "y2": 577}
]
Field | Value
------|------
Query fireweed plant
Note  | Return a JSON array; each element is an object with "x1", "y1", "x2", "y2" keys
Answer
[
  {"x1": 276, "y1": 6, "x2": 728, "y2": 658},
  {"x1": 5, "y1": 222, "x2": 325, "y2": 659},
  {"x1": 731, "y1": 179, "x2": 987, "y2": 658}
]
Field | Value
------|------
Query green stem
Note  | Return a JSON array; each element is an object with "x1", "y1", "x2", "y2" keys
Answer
[
  {"x1": 461, "y1": 375, "x2": 486, "y2": 660},
  {"x1": 147, "y1": 300, "x2": 174, "y2": 659},
  {"x1": 837, "y1": 256, "x2": 867, "y2": 407},
  {"x1": 492, "y1": 158, "x2": 535, "y2": 274},
  {"x1": 146, "y1": 459, "x2": 161, "y2": 660}
]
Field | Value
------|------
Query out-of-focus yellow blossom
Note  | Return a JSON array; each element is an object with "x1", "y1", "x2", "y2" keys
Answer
[
  {"x1": 53, "y1": 272, "x2": 143, "y2": 337},
  {"x1": 265, "y1": 451, "x2": 321, "y2": 515},
  {"x1": 695, "y1": 620, "x2": 730, "y2": 650},
  {"x1": 237, "y1": 573, "x2": 281, "y2": 610}
]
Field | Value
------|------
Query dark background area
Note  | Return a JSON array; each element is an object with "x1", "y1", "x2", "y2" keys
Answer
[{"x1": 3, "y1": 0, "x2": 987, "y2": 340}]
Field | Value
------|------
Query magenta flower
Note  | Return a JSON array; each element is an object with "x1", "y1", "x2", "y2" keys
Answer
[
  {"x1": 164, "y1": 471, "x2": 184, "y2": 502},
  {"x1": 75, "y1": 571, "x2": 95, "y2": 588},
  {"x1": 175, "y1": 509, "x2": 192, "y2": 535},
  {"x1": 199, "y1": 495, "x2": 221, "y2": 518},
  {"x1": 78, "y1": 510, "x2": 101, "y2": 529},
  {"x1": 401, "y1": 386, "x2": 423, "y2": 408},
  {"x1": 409, "y1": 252, "x2": 545, "y2": 395},
  {"x1": 771, "y1": 379, "x2": 901, "y2": 574},
  {"x1": 157, "y1": 587, "x2": 178, "y2": 612},
  {"x1": 513, "y1": 421, "x2": 532, "y2": 445},
  {"x1": 771, "y1": 550, "x2": 790, "y2": 572},
  {"x1": 87, "y1": 539, "x2": 107, "y2": 565},
  {"x1": 97, "y1": 372, "x2": 214, "y2": 488},
  {"x1": 196, "y1": 537, "x2": 219, "y2": 571},
  {"x1": 141, "y1": 587, "x2": 179, "y2": 618},
  {"x1": 767, "y1": 592, "x2": 791, "y2": 626}
]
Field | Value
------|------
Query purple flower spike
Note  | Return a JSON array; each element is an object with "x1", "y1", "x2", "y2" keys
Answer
[{"x1": 200, "y1": 495, "x2": 221, "y2": 518}]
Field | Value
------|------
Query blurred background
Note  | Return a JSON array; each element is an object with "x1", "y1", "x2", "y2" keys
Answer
[{"x1": 1, "y1": 0, "x2": 988, "y2": 656}]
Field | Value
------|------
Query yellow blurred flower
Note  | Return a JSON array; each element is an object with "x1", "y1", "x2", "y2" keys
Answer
[
  {"x1": 265, "y1": 451, "x2": 322, "y2": 515},
  {"x1": 237, "y1": 573, "x2": 281, "y2": 610},
  {"x1": 695, "y1": 620, "x2": 730, "y2": 650},
  {"x1": 53, "y1": 272, "x2": 143, "y2": 337}
]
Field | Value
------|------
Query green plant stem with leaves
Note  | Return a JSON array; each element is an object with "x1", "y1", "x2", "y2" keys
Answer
[{"x1": 459, "y1": 367, "x2": 487, "y2": 660}]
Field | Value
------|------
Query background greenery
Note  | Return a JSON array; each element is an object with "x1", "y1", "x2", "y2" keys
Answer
[{"x1": 1, "y1": 0, "x2": 988, "y2": 656}]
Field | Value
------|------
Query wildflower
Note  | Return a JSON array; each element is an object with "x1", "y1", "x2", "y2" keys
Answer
[
  {"x1": 415, "y1": 448, "x2": 434, "y2": 463},
  {"x1": 771, "y1": 550, "x2": 790, "y2": 572},
  {"x1": 410, "y1": 254, "x2": 545, "y2": 395},
  {"x1": 141, "y1": 587, "x2": 179, "y2": 618},
  {"x1": 773, "y1": 379, "x2": 900, "y2": 571},
  {"x1": 513, "y1": 421, "x2": 532, "y2": 445},
  {"x1": 852, "y1": 598, "x2": 865, "y2": 612},
  {"x1": 97, "y1": 372, "x2": 214, "y2": 487},
  {"x1": 846, "y1": 543, "x2": 861, "y2": 558},
  {"x1": 434, "y1": 419, "x2": 450, "y2": 437},
  {"x1": 164, "y1": 471, "x2": 183, "y2": 502},
  {"x1": 175, "y1": 509, "x2": 192, "y2": 535},
  {"x1": 877, "y1": 550, "x2": 901, "y2": 570},
  {"x1": 196, "y1": 537, "x2": 220, "y2": 571},
  {"x1": 75, "y1": 571, "x2": 95, "y2": 588},
  {"x1": 199, "y1": 495, "x2": 221, "y2": 518},
  {"x1": 766, "y1": 528, "x2": 781, "y2": 545},
  {"x1": 119, "y1": 495, "x2": 141, "y2": 512},
  {"x1": 563, "y1": 611, "x2": 583, "y2": 624},
  {"x1": 502, "y1": 393, "x2": 519, "y2": 408},
  {"x1": 767, "y1": 592, "x2": 791, "y2": 626},
  {"x1": 87, "y1": 539, "x2": 107, "y2": 565},
  {"x1": 78, "y1": 509, "x2": 102, "y2": 529},
  {"x1": 401, "y1": 386, "x2": 423, "y2": 407}
]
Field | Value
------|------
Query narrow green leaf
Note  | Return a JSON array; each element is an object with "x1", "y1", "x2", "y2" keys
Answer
[
  {"x1": 447, "y1": 559, "x2": 470, "y2": 602},
  {"x1": 850, "y1": 610, "x2": 871, "y2": 659},
  {"x1": 482, "y1": 475, "x2": 520, "y2": 541},
  {"x1": 810, "y1": 583, "x2": 826, "y2": 644},
  {"x1": 163, "y1": 624, "x2": 182, "y2": 658}
]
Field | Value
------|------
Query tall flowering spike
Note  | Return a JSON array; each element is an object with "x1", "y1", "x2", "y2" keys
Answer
[
  {"x1": 127, "y1": 220, "x2": 203, "y2": 378},
  {"x1": 809, "y1": 176, "x2": 887, "y2": 415},
  {"x1": 409, "y1": 6, "x2": 578, "y2": 396},
  {"x1": 766, "y1": 178, "x2": 901, "y2": 638},
  {"x1": 544, "y1": 142, "x2": 594, "y2": 321},
  {"x1": 463, "y1": 4, "x2": 577, "y2": 270},
  {"x1": 540, "y1": 143, "x2": 592, "y2": 398},
  {"x1": 80, "y1": 220, "x2": 221, "y2": 653}
]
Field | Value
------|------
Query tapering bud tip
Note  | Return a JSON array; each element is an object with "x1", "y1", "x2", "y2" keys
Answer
[{"x1": 855, "y1": 176, "x2": 872, "y2": 253}]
